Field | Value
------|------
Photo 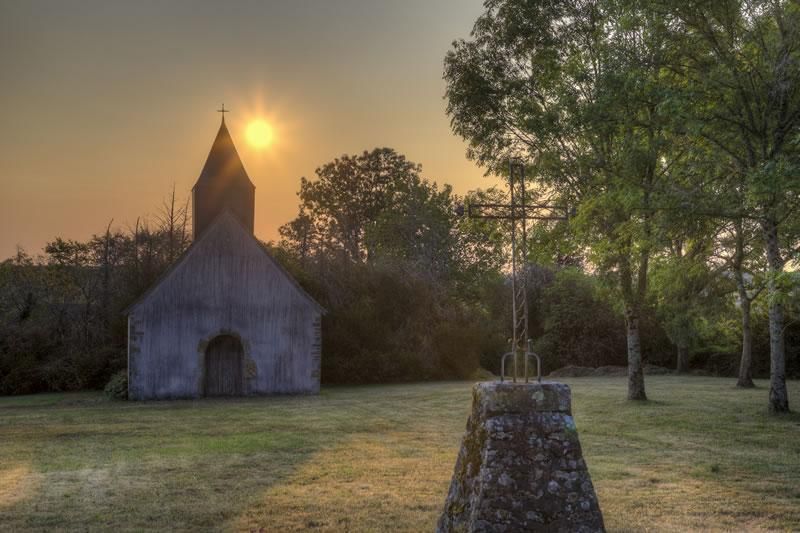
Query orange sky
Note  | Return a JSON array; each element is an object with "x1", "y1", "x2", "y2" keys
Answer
[{"x1": 0, "y1": 1, "x2": 504, "y2": 259}]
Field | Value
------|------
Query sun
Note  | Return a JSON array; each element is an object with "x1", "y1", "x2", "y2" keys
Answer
[{"x1": 245, "y1": 119, "x2": 274, "y2": 149}]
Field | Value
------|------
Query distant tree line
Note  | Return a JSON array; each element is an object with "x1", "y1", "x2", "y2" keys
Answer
[
  {"x1": 0, "y1": 145, "x2": 797, "y2": 395},
  {"x1": 274, "y1": 147, "x2": 799, "y2": 386},
  {"x1": 0, "y1": 191, "x2": 190, "y2": 394}
]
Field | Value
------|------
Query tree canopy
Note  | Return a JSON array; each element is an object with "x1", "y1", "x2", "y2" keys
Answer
[{"x1": 444, "y1": 0, "x2": 800, "y2": 410}]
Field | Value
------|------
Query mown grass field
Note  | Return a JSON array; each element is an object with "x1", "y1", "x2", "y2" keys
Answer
[{"x1": 1, "y1": 377, "x2": 799, "y2": 532}]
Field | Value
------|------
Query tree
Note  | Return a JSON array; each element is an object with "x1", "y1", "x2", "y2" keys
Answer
[
  {"x1": 365, "y1": 181, "x2": 458, "y2": 278},
  {"x1": 156, "y1": 185, "x2": 191, "y2": 264},
  {"x1": 650, "y1": 230, "x2": 731, "y2": 373},
  {"x1": 444, "y1": 0, "x2": 685, "y2": 400},
  {"x1": 536, "y1": 268, "x2": 627, "y2": 369},
  {"x1": 0, "y1": 188, "x2": 195, "y2": 395},
  {"x1": 453, "y1": 187, "x2": 509, "y2": 290},
  {"x1": 294, "y1": 148, "x2": 425, "y2": 262},
  {"x1": 711, "y1": 216, "x2": 768, "y2": 387},
  {"x1": 44, "y1": 237, "x2": 99, "y2": 347},
  {"x1": 275, "y1": 149, "x2": 511, "y2": 385},
  {"x1": 278, "y1": 210, "x2": 316, "y2": 267},
  {"x1": 664, "y1": 0, "x2": 800, "y2": 412}
]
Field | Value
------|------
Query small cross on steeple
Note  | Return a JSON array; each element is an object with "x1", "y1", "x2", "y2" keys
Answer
[{"x1": 217, "y1": 103, "x2": 229, "y2": 123}]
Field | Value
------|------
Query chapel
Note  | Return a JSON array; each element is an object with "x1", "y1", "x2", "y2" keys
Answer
[{"x1": 126, "y1": 115, "x2": 323, "y2": 400}]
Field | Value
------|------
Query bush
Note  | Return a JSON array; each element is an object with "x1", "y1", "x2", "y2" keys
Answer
[
  {"x1": 104, "y1": 369, "x2": 128, "y2": 400},
  {"x1": 534, "y1": 269, "x2": 627, "y2": 371},
  {"x1": 318, "y1": 260, "x2": 487, "y2": 384}
]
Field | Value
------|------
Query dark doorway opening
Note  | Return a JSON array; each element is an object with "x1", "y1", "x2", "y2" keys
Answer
[{"x1": 204, "y1": 335, "x2": 244, "y2": 396}]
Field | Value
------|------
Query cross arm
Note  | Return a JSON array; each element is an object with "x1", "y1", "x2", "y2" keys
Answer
[{"x1": 466, "y1": 202, "x2": 571, "y2": 221}]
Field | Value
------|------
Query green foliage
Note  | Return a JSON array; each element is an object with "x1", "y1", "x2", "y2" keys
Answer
[
  {"x1": 276, "y1": 148, "x2": 510, "y2": 384},
  {"x1": 649, "y1": 235, "x2": 738, "y2": 367},
  {"x1": 314, "y1": 260, "x2": 497, "y2": 383},
  {"x1": 444, "y1": 0, "x2": 800, "y2": 404},
  {"x1": 444, "y1": 0, "x2": 692, "y2": 400},
  {"x1": 0, "y1": 192, "x2": 190, "y2": 395},
  {"x1": 104, "y1": 369, "x2": 128, "y2": 400},
  {"x1": 531, "y1": 268, "x2": 674, "y2": 371},
  {"x1": 365, "y1": 180, "x2": 457, "y2": 278},
  {"x1": 453, "y1": 187, "x2": 509, "y2": 295},
  {"x1": 535, "y1": 269, "x2": 628, "y2": 370},
  {"x1": 293, "y1": 148, "x2": 427, "y2": 262},
  {"x1": 691, "y1": 299, "x2": 800, "y2": 379}
]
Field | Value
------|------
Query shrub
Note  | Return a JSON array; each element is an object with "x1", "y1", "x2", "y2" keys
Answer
[
  {"x1": 104, "y1": 369, "x2": 128, "y2": 400},
  {"x1": 318, "y1": 260, "x2": 486, "y2": 384},
  {"x1": 534, "y1": 269, "x2": 627, "y2": 371}
]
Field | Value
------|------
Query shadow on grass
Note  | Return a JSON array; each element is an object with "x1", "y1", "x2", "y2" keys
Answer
[
  {"x1": 3, "y1": 379, "x2": 798, "y2": 530},
  {"x1": 0, "y1": 393, "x2": 348, "y2": 531}
]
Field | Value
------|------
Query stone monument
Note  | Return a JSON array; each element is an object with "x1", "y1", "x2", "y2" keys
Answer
[{"x1": 437, "y1": 381, "x2": 605, "y2": 532}]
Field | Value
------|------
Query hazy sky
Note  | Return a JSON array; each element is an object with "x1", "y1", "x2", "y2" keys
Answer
[{"x1": 0, "y1": 0, "x2": 502, "y2": 259}]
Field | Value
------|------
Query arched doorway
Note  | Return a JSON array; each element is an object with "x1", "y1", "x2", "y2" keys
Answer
[{"x1": 204, "y1": 335, "x2": 244, "y2": 396}]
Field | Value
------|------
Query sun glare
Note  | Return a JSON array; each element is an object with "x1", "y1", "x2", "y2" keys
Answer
[{"x1": 246, "y1": 119, "x2": 274, "y2": 149}]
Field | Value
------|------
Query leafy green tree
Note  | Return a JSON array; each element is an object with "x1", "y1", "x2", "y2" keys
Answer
[
  {"x1": 455, "y1": 187, "x2": 509, "y2": 289},
  {"x1": 650, "y1": 233, "x2": 732, "y2": 373},
  {"x1": 276, "y1": 149, "x2": 511, "y2": 383},
  {"x1": 278, "y1": 210, "x2": 317, "y2": 267},
  {"x1": 366, "y1": 181, "x2": 457, "y2": 278},
  {"x1": 444, "y1": 0, "x2": 686, "y2": 400},
  {"x1": 281, "y1": 149, "x2": 508, "y2": 285},
  {"x1": 663, "y1": 0, "x2": 800, "y2": 412},
  {"x1": 294, "y1": 148, "x2": 425, "y2": 262},
  {"x1": 713, "y1": 217, "x2": 768, "y2": 387},
  {"x1": 0, "y1": 189, "x2": 195, "y2": 395}
]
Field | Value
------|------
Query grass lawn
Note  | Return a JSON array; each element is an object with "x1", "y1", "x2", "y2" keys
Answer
[{"x1": 1, "y1": 377, "x2": 799, "y2": 532}]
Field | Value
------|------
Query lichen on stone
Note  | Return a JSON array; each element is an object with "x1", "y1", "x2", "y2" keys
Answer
[{"x1": 437, "y1": 381, "x2": 605, "y2": 533}]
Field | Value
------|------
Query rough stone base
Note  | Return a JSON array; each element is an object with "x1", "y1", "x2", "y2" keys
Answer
[{"x1": 437, "y1": 381, "x2": 605, "y2": 532}]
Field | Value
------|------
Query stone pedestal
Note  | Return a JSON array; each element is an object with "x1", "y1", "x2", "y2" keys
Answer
[{"x1": 437, "y1": 381, "x2": 605, "y2": 532}]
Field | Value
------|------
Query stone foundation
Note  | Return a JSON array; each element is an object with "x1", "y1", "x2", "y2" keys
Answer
[{"x1": 437, "y1": 381, "x2": 605, "y2": 532}]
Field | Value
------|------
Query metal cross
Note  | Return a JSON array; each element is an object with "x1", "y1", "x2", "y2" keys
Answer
[
  {"x1": 466, "y1": 159, "x2": 570, "y2": 382},
  {"x1": 217, "y1": 103, "x2": 229, "y2": 120}
]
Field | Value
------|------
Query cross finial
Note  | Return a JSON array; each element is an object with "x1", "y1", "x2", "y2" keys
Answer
[{"x1": 217, "y1": 103, "x2": 229, "y2": 123}]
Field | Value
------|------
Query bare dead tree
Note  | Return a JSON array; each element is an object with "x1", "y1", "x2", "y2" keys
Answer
[{"x1": 157, "y1": 184, "x2": 191, "y2": 264}]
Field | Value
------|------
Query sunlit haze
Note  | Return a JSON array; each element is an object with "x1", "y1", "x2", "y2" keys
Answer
[
  {"x1": 0, "y1": 0, "x2": 501, "y2": 258},
  {"x1": 246, "y1": 119, "x2": 274, "y2": 150}
]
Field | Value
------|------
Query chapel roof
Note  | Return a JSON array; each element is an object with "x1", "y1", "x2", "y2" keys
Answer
[{"x1": 125, "y1": 209, "x2": 325, "y2": 315}]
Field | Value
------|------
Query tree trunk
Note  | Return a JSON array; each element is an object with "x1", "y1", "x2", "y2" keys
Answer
[
  {"x1": 676, "y1": 343, "x2": 690, "y2": 374},
  {"x1": 625, "y1": 309, "x2": 647, "y2": 401},
  {"x1": 762, "y1": 218, "x2": 789, "y2": 413},
  {"x1": 767, "y1": 291, "x2": 788, "y2": 412},
  {"x1": 733, "y1": 218, "x2": 755, "y2": 388},
  {"x1": 736, "y1": 296, "x2": 755, "y2": 388}
]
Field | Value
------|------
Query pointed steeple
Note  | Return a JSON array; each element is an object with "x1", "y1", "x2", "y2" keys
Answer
[{"x1": 192, "y1": 117, "x2": 255, "y2": 239}]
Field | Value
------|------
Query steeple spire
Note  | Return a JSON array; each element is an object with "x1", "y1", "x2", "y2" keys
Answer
[{"x1": 191, "y1": 115, "x2": 255, "y2": 239}]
